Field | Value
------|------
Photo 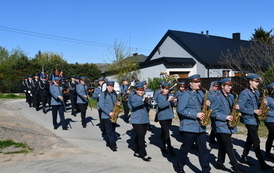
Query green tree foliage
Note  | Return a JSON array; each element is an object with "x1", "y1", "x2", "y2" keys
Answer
[
  {"x1": 0, "y1": 48, "x2": 102, "y2": 93},
  {"x1": 251, "y1": 26, "x2": 274, "y2": 45},
  {"x1": 106, "y1": 39, "x2": 140, "y2": 82}
]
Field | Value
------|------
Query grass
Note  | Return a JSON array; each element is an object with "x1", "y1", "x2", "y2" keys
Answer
[
  {"x1": 236, "y1": 121, "x2": 268, "y2": 138},
  {"x1": 0, "y1": 139, "x2": 33, "y2": 154},
  {"x1": 0, "y1": 94, "x2": 25, "y2": 99}
]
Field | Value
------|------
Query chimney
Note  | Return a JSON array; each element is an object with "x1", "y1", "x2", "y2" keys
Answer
[
  {"x1": 201, "y1": 31, "x2": 204, "y2": 35},
  {"x1": 206, "y1": 30, "x2": 209, "y2": 35},
  {"x1": 232, "y1": 33, "x2": 240, "y2": 41}
]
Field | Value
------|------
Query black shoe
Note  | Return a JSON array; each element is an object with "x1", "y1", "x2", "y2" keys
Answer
[
  {"x1": 62, "y1": 127, "x2": 68, "y2": 130},
  {"x1": 261, "y1": 163, "x2": 274, "y2": 171},
  {"x1": 176, "y1": 170, "x2": 185, "y2": 173},
  {"x1": 142, "y1": 156, "x2": 151, "y2": 161},
  {"x1": 240, "y1": 156, "x2": 255, "y2": 166},
  {"x1": 83, "y1": 125, "x2": 87, "y2": 128},
  {"x1": 265, "y1": 154, "x2": 274, "y2": 160},
  {"x1": 216, "y1": 163, "x2": 231, "y2": 171},
  {"x1": 111, "y1": 147, "x2": 117, "y2": 152},
  {"x1": 232, "y1": 167, "x2": 244, "y2": 173},
  {"x1": 54, "y1": 127, "x2": 58, "y2": 130}
]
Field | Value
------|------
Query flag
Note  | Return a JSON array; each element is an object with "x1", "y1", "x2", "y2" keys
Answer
[
  {"x1": 40, "y1": 67, "x2": 45, "y2": 78},
  {"x1": 55, "y1": 68, "x2": 60, "y2": 75}
]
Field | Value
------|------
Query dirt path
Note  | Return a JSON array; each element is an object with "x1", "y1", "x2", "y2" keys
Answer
[{"x1": 0, "y1": 99, "x2": 85, "y2": 167}]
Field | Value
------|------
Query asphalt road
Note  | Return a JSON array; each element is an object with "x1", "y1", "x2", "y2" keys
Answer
[{"x1": 0, "y1": 99, "x2": 274, "y2": 173}]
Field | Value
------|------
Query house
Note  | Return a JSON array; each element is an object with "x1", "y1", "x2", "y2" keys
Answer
[{"x1": 138, "y1": 30, "x2": 251, "y2": 81}]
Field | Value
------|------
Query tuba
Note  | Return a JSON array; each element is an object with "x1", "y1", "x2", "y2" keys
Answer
[
  {"x1": 258, "y1": 89, "x2": 270, "y2": 121},
  {"x1": 228, "y1": 92, "x2": 242, "y2": 128},
  {"x1": 199, "y1": 87, "x2": 213, "y2": 126}
]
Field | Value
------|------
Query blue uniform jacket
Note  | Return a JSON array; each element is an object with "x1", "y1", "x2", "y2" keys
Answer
[
  {"x1": 265, "y1": 96, "x2": 274, "y2": 122},
  {"x1": 208, "y1": 90, "x2": 219, "y2": 102},
  {"x1": 76, "y1": 84, "x2": 88, "y2": 104},
  {"x1": 177, "y1": 89, "x2": 206, "y2": 133},
  {"x1": 129, "y1": 94, "x2": 149, "y2": 124},
  {"x1": 156, "y1": 93, "x2": 174, "y2": 120},
  {"x1": 238, "y1": 88, "x2": 260, "y2": 125},
  {"x1": 98, "y1": 91, "x2": 117, "y2": 119},
  {"x1": 50, "y1": 85, "x2": 63, "y2": 106},
  {"x1": 120, "y1": 84, "x2": 129, "y2": 95},
  {"x1": 211, "y1": 92, "x2": 237, "y2": 134}
]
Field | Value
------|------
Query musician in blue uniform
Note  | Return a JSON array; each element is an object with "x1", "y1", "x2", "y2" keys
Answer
[
  {"x1": 92, "y1": 77, "x2": 106, "y2": 134},
  {"x1": 176, "y1": 74, "x2": 210, "y2": 173},
  {"x1": 210, "y1": 78, "x2": 243, "y2": 173},
  {"x1": 120, "y1": 78, "x2": 130, "y2": 123},
  {"x1": 153, "y1": 80, "x2": 166, "y2": 123},
  {"x1": 129, "y1": 83, "x2": 151, "y2": 161},
  {"x1": 49, "y1": 77, "x2": 67, "y2": 130},
  {"x1": 264, "y1": 83, "x2": 274, "y2": 160},
  {"x1": 68, "y1": 75, "x2": 78, "y2": 116},
  {"x1": 76, "y1": 77, "x2": 89, "y2": 128},
  {"x1": 238, "y1": 74, "x2": 273, "y2": 170},
  {"x1": 208, "y1": 81, "x2": 219, "y2": 145},
  {"x1": 174, "y1": 82, "x2": 186, "y2": 121},
  {"x1": 98, "y1": 81, "x2": 119, "y2": 151},
  {"x1": 156, "y1": 83, "x2": 176, "y2": 156}
]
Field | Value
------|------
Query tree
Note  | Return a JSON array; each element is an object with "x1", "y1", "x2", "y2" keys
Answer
[
  {"x1": 219, "y1": 40, "x2": 274, "y2": 87},
  {"x1": 251, "y1": 26, "x2": 274, "y2": 45},
  {"x1": 105, "y1": 39, "x2": 140, "y2": 82}
]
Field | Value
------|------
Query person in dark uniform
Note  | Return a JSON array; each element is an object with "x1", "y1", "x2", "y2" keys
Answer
[
  {"x1": 38, "y1": 76, "x2": 50, "y2": 113},
  {"x1": 208, "y1": 81, "x2": 219, "y2": 145},
  {"x1": 32, "y1": 74, "x2": 41, "y2": 111},
  {"x1": 264, "y1": 83, "x2": 274, "y2": 160},
  {"x1": 174, "y1": 82, "x2": 186, "y2": 121},
  {"x1": 98, "y1": 81, "x2": 120, "y2": 151},
  {"x1": 120, "y1": 77, "x2": 130, "y2": 123},
  {"x1": 49, "y1": 77, "x2": 67, "y2": 130},
  {"x1": 156, "y1": 83, "x2": 176, "y2": 156},
  {"x1": 76, "y1": 77, "x2": 89, "y2": 128},
  {"x1": 26, "y1": 75, "x2": 33, "y2": 107},
  {"x1": 61, "y1": 77, "x2": 69, "y2": 106},
  {"x1": 92, "y1": 77, "x2": 106, "y2": 134},
  {"x1": 176, "y1": 74, "x2": 210, "y2": 173},
  {"x1": 238, "y1": 74, "x2": 273, "y2": 171},
  {"x1": 128, "y1": 83, "x2": 152, "y2": 161},
  {"x1": 22, "y1": 76, "x2": 28, "y2": 103},
  {"x1": 210, "y1": 78, "x2": 244, "y2": 173},
  {"x1": 68, "y1": 75, "x2": 78, "y2": 116}
]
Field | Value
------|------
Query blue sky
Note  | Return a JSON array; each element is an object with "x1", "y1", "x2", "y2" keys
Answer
[{"x1": 1, "y1": 0, "x2": 273, "y2": 64}]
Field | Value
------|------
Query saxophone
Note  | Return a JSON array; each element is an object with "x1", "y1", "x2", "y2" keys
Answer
[
  {"x1": 199, "y1": 87, "x2": 213, "y2": 126},
  {"x1": 110, "y1": 94, "x2": 123, "y2": 123},
  {"x1": 228, "y1": 92, "x2": 242, "y2": 128},
  {"x1": 258, "y1": 89, "x2": 270, "y2": 121}
]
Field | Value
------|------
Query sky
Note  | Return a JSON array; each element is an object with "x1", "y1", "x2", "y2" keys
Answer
[{"x1": 1, "y1": 0, "x2": 273, "y2": 64}]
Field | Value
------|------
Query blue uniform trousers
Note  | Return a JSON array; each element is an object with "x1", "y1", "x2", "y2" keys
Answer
[
  {"x1": 243, "y1": 124, "x2": 265, "y2": 164},
  {"x1": 132, "y1": 123, "x2": 148, "y2": 157},
  {"x1": 177, "y1": 132, "x2": 210, "y2": 173},
  {"x1": 159, "y1": 119, "x2": 172, "y2": 147},
  {"x1": 216, "y1": 133, "x2": 239, "y2": 168},
  {"x1": 265, "y1": 122, "x2": 274, "y2": 155},
  {"x1": 103, "y1": 119, "x2": 117, "y2": 148},
  {"x1": 52, "y1": 105, "x2": 65, "y2": 129},
  {"x1": 78, "y1": 103, "x2": 88, "y2": 126}
]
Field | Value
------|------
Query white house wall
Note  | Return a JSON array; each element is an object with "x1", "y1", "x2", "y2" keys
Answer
[
  {"x1": 139, "y1": 64, "x2": 166, "y2": 81},
  {"x1": 151, "y1": 36, "x2": 192, "y2": 60}
]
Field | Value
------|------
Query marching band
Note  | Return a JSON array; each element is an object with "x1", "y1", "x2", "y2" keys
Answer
[{"x1": 21, "y1": 72, "x2": 274, "y2": 173}]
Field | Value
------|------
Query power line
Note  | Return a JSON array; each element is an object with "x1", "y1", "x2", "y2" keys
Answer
[{"x1": 0, "y1": 26, "x2": 151, "y2": 52}]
